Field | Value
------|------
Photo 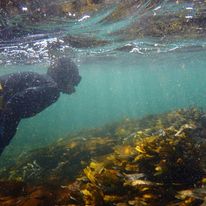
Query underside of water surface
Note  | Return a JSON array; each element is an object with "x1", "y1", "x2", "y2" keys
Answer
[{"x1": 0, "y1": 0, "x2": 206, "y2": 206}]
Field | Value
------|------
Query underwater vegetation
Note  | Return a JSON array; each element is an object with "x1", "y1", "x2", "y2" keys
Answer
[{"x1": 0, "y1": 107, "x2": 206, "y2": 205}]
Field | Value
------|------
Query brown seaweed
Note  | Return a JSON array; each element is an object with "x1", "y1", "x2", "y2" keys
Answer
[{"x1": 0, "y1": 107, "x2": 206, "y2": 205}]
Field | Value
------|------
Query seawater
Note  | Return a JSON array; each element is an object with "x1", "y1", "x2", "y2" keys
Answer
[{"x1": 1, "y1": 49, "x2": 206, "y2": 155}]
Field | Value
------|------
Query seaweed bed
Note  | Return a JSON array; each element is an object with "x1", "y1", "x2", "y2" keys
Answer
[{"x1": 0, "y1": 108, "x2": 206, "y2": 206}]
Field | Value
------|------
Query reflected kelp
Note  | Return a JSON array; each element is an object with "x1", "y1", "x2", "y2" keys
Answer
[
  {"x1": 0, "y1": 0, "x2": 108, "y2": 22},
  {"x1": 0, "y1": 108, "x2": 206, "y2": 205},
  {"x1": 1, "y1": 0, "x2": 206, "y2": 65},
  {"x1": 1, "y1": 1, "x2": 206, "y2": 43}
]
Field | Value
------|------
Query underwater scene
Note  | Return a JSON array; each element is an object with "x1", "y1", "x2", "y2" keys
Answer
[{"x1": 1, "y1": 0, "x2": 206, "y2": 205}]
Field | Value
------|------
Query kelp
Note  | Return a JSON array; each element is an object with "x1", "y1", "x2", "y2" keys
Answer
[{"x1": 0, "y1": 107, "x2": 206, "y2": 205}]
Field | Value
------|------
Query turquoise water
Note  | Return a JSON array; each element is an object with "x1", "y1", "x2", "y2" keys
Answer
[{"x1": 1, "y1": 49, "x2": 206, "y2": 155}]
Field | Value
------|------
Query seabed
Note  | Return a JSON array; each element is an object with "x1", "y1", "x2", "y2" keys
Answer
[{"x1": 0, "y1": 108, "x2": 206, "y2": 206}]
